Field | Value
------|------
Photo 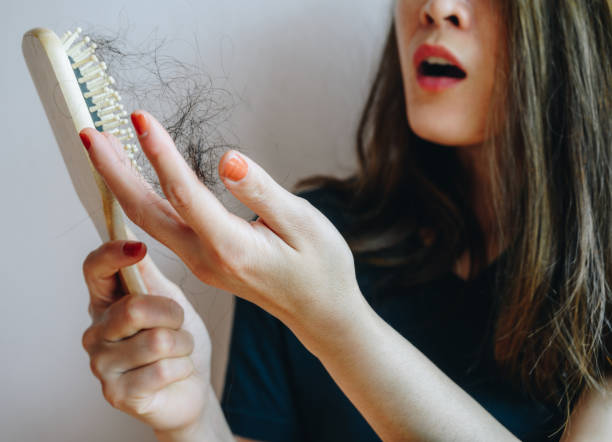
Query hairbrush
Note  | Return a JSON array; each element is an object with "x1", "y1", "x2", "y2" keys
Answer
[{"x1": 22, "y1": 27, "x2": 147, "y2": 294}]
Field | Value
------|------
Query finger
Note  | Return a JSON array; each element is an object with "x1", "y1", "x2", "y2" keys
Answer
[
  {"x1": 123, "y1": 225, "x2": 176, "y2": 295},
  {"x1": 218, "y1": 149, "x2": 312, "y2": 249},
  {"x1": 93, "y1": 328, "x2": 194, "y2": 375},
  {"x1": 123, "y1": 226, "x2": 177, "y2": 294},
  {"x1": 83, "y1": 240, "x2": 147, "y2": 316},
  {"x1": 101, "y1": 294, "x2": 184, "y2": 341},
  {"x1": 102, "y1": 131, "x2": 184, "y2": 226},
  {"x1": 130, "y1": 111, "x2": 244, "y2": 247},
  {"x1": 79, "y1": 127, "x2": 200, "y2": 259},
  {"x1": 118, "y1": 356, "x2": 194, "y2": 399}
]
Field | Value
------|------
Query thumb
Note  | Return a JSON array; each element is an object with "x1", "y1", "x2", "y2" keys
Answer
[
  {"x1": 124, "y1": 225, "x2": 178, "y2": 295},
  {"x1": 83, "y1": 239, "x2": 148, "y2": 320},
  {"x1": 218, "y1": 150, "x2": 309, "y2": 249},
  {"x1": 125, "y1": 226, "x2": 196, "y2": 317}
]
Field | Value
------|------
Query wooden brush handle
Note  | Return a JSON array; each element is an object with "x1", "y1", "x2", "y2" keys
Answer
[{"x1": 22, "y1": 27, "x2": 147, "y2": 296}]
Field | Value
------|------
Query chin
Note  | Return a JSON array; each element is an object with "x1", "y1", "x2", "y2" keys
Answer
[{"x1": 408, "y1": 113, "x2": 484, "y2": 147}]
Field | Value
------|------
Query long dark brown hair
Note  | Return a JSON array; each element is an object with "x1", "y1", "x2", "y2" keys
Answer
[{"x1": 293, "y1": 0, "x2": 612, "y2": 428}]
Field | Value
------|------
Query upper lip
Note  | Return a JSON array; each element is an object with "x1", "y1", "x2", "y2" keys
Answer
[{"x1": 413, "y1": 43, "x2": 466, "y2": 74}]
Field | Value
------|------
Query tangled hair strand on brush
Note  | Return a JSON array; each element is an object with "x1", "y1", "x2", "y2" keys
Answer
[{"x1": 88, "y1": 26, "x2": 241, "y2": 199}]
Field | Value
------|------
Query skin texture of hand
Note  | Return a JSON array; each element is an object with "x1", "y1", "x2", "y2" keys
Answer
[
  {"x1": 79, "y1": 113, "x2": 526, "y2": 442},
  {"x1": 81, "y1": 238, "x2": 212, "y2": 434},
  {"x1": 79, "y1": 111, "x2": 364, "y2": 340}
]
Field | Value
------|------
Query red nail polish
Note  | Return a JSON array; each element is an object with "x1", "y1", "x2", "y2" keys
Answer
[
  {"x1": 131, "y1": 112, "x2": 149, "y2": 137},
  {"x1": 123, "y1": 241, "x2": 143, "y2": 257},
  {"x1": 79, "y1": 131, "x2": 91, "y2": 151}
]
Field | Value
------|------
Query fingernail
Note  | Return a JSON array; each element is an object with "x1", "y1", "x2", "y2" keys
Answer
[
  {"x1": 220, "y1": 151, "x2": 248, "y2": 182},
  {"x1": 131, "y1": 112, "x2": 149, "y2": 137},
  {"x1": 123, "y1": 241, "x2": 144, "y2": 257},
  {"x1": 79, "y1": 131, "x2": 91, "y2": 151}
]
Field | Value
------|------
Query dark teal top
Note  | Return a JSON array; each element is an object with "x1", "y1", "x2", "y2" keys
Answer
[{"x1": 221, "y1": 187, "x2": 565, "y2": 441}]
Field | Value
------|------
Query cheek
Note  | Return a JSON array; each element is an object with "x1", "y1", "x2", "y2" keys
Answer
[
  {"x1": 394, "y1": 2, "x2": 421, "y2": 119},
  {"x1": 395, "y1": 0, "x2": 419, "y2": 42}
]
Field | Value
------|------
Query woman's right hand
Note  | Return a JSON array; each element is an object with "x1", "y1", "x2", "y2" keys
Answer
[{"x1": 81, "y1": 239, "x2": 213, "y2": 435}]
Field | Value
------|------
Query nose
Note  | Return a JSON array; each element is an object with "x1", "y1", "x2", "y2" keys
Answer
[{"x1": 419, "y1": 0, "x2": 471, "y2": 29}]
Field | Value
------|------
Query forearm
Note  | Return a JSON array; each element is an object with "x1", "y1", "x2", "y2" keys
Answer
[
  {"x1": 154, "y1": 387, "x2": 235, "y2": 442},
  {"x1": 289, "y1": 292, "x2": 519, "y2": 442},
  {"x1": 559, "y1": 375, "x2": 612, "y2": 441}
]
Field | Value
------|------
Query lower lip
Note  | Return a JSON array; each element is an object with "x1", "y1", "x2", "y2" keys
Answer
[{"x1": 417, "y1": 73, "x2": 465, "y2": 92}]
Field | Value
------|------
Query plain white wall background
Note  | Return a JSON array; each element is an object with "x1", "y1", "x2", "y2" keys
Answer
[{"x1": 1, "y1": 1, "x2": 393, "y2": 440}]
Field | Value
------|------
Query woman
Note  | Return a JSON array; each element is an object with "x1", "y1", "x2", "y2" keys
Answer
[{"x1": 79, "y1": 0, "x2": 612, "y2": 441}]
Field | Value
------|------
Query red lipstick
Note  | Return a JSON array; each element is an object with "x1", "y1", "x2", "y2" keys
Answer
[{"x1": 413, "y1": 43, "x2": 467, "y2": 92}]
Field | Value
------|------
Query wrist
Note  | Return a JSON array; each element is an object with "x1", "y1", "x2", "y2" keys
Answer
[
  {"x1": 286, "y1": 285, "x2": 375, "y2": 361},
  {"x1": 153, "y1": 397, "x2": 207, "y2": 442},
  {"x1": 154, "y1": 387, "x2": 232, "y2": 442}
]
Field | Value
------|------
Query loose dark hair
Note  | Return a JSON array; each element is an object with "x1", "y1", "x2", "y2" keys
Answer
[{"x1": 293, "y1": 0, "x2": 612, "y2": 430}]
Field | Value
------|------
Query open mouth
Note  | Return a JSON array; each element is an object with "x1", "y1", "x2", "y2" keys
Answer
[{"x1": 418, "y1": 60, "x2": 467, "y2": 79}]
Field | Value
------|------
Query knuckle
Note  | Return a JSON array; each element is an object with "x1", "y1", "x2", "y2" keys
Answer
[
  {"x1": 207, "y1": 245, "x2": 237, "y2": 276},
  {"x1": 152, "y1": 359, "x2": 172, "y2": 383},
  {"x1": 82, "y1": 248, "x2": 102, "y2": 284},
  {"x1": 164, "y1": 180, "x2": 192, "y2": 211},
  {"x1": 148, "y1": 328, "x2": 174, "y2": 356},
  {"x1": 82, "y1": 251, "x2": 95, "y2": 278},
  {"x1": 89, "y1": 354, "x2": 104, "y2": 379},
  {"x1": 98, "y1": 150, "x2": 122, "y2": 177},
  {"x1": 187, "y1": 250, "x2": 220, "y2": 283},
  {"x1": 147, "y1": 142, "x2": 164, "y2": 161},
  {"x1": 296, "y1": 197, "x2": 317, "y2": 222},
  {"x1": 122, "y1": 295, "x2": 145, "y2": 325},
  {"x1": 167, "y1": 299, "x2": 185, "y2": 326},
  {"x1": 82, "y1": 327, "x2": 96, "y2": 353},
  {"x1": 182, "y1": 330, "x2": 195, "y2": 353},
  {"x1": 190, "y1": 258, "x2": 213, "y2": 281},
  {"x1": 102, "y1": 382, "x2": 122, "y2": 409},
  {"x1": 188, "y1": 240, "x2": 241, "y2": 285},
  {"x1": 294, "y1": 195, "x2": 309, "y2": 207},
  {"x1": 82, "y1": 242, "x2": 121, "y2": 286},
  {"x1": 294, "y1": 197, "x2": 321, "y2": 235},
  {"x1": 249, "y1": 181, "x2": 267, "y2": 206},
  {"x1": 297, "y1": 196, "x2": 315, "y2": 212},
  {"x1": 124, "y1": 205, "x2": 146, "y2": 230},
  {"x1": 132, "y1": 399, "x2": 154, "y2": 417}
]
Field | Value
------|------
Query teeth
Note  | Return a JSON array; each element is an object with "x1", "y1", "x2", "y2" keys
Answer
[{"x1": 423, "y1": 57, "x2": 454, "y2": 66}]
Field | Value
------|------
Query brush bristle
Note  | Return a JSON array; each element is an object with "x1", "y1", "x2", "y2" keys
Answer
[{"x1": 62, "y1": 28, "x2": 141, "y2": 172}]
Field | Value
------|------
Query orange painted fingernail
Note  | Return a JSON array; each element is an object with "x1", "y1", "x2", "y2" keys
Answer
[
  {"x1": 131, "y1": 112, "x2": 149, "y2": 137},
  {"x1": 220, "y1": 151, "x2": 248, "y2": 182},
  {"x1": 79, "y1": 131, "x2": 91, "y2": 151}
]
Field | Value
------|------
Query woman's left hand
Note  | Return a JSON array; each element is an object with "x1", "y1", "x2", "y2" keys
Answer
[{"x1": 79, "y1": 111, "x2": 364, "y2": 341}]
